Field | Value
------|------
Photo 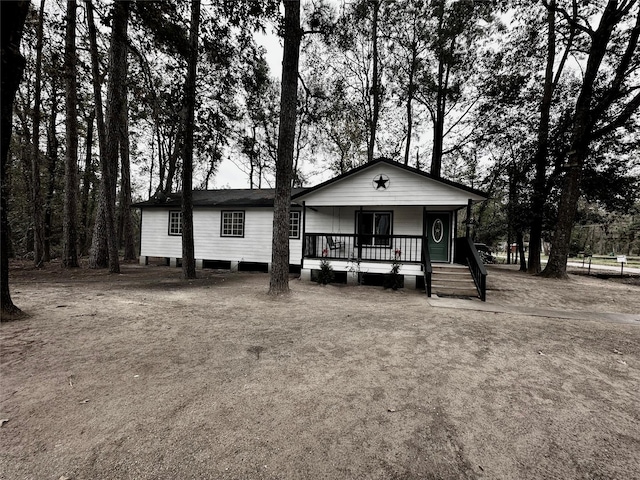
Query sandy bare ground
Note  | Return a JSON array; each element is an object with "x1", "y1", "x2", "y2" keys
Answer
[{"x1": 1, "y1": 262, "x2": 639, "y2": 479}]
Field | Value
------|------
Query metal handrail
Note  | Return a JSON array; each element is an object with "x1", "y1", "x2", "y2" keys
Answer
[
  {"x1": 422, "y1": 241, "x2": 433, "y2": 297},
  {"x1": 454, "y1": 237, "x2": 487, "y2": 301}
]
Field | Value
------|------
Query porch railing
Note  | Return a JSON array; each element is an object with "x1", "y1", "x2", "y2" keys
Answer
[
  {"x1": 454, "y1": 236, "x2": 487, "y2": 301},
  {"x1": 304, "y1": 233, "x2": 423, "y2": 263}
]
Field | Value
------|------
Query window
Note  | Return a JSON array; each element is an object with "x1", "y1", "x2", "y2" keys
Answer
[
  {"x1": 221, "y1": 211, "x2": 245, "y2": 237},
  {"x1": 356, "y1": 211, "x2": 392, "y2": 246},
  {"x1": 168, "y1": 211, "x2": 182, "y2": 235},
  {"x1": 289, "y1": 211, "x2": 301, "y2": 239}
]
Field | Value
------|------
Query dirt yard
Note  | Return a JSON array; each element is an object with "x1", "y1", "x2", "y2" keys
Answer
[{"x1": 1, "y1": 261, "x2": 639, "y2": 480}]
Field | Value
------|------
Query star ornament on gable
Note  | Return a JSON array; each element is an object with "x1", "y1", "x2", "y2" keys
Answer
[{"x1": 373, "y1": 174, "x2": 390, "y2": 190}]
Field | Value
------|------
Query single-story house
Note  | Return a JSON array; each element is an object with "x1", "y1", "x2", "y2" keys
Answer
[{"x1": 133, "y1": 158, "x2": 489, "y2": 299}]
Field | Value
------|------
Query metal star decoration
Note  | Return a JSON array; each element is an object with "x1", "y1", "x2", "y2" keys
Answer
[{"x1": 373, "y1": 174, "x2": 389, "y2": 190}]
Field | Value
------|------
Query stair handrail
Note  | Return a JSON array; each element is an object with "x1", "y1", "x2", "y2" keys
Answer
[
  {"x1": 421, "y1": 240, "x2": 433, "y2": 297},
  {"x1": 455, "y1": 237, "x2": 487, "y2": 301}
]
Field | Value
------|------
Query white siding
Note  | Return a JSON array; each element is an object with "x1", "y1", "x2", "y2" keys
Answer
[
  {"x1": 305, "y1": 206, "x2": 424, "y2": 236},
  {"x1": 140, "y1": 209, "x2": 183, "y2": 258},
  {"x1": 297, "y1": 163, "x2": 484, "y2": 207},
  {"x1": 140, "y1": 207, "x2": 303, "y2": 264}
]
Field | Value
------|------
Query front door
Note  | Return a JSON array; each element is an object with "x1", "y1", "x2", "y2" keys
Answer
[{"x1": 426, "y1": 213, "x2": 450, "y2": 262}]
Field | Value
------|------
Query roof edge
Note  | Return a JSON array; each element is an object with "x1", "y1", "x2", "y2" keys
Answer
[{"x1": 292, "y1": 158, "x2": 487, "y2": 200}]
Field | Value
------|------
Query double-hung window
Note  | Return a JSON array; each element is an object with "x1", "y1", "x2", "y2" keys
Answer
[
  {"x1": 221, "y1": 211, "x2": 245, "y2": 237},
  {"x1": 168, "y1": 211, "x2": 182, "y2": 235},
  {"x1": 356, "y1": 211, "x2": 392, "y2": 246},
  {"x1": 289, "y1": 211, "x2": 301, "y2": 239}
]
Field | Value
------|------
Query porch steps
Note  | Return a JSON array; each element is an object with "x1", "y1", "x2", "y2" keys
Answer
[{"x1": 431, "y1": 264, "x2": 478, "y2": 298}]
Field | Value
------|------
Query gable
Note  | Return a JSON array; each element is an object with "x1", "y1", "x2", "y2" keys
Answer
[{"x1": 294, "y1": 160, "x2": 486, "y2": 207}]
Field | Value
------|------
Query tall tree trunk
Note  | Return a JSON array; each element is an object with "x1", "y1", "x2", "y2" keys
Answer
[
  {"x1": 367, "y1": 0, "x2": 380, "y2": 163},
  {"x1": 80, "y1": 111, "x2": 95, "y2": 255},
  {"x1": 527, "y1": 4, "x2": 556, "y2": 274},
  {"x1": 430, "y1": 8, "x2": 446, "y2": 178},
  {"x1": 528, "y1": 0, "x2": 576, "y2": 274},
  {"x1": 86, "y1": 0, "x2": 109, "y2": 268},
  {"x1": 181, "y1": 0, "x2": 200, "y2": 280},
  {"x1": 1, "y1": 0, "x2": 30, "y2": 319},
  {"x1": 102, "y1": 0, "x2": 131, "y2": 274},
  {"x1": 44, "y1": 77, "x2": 59, "y2": 262},
  {"x1": 506, "y1": 161, "x2": 518, "y2": 265},
  {"x1": 431, "y1": 79, "x2": 445, "y2": 178},
  {"x1": 62, "y1": 0, "x2": 79, "y2": 268},
  {"x1": 404, "y1": 46, "x2": 416, "y2": 166},
  {"x1": 249, "y1": 126, "x2": 256, "y2": 189},
  {"x1": 119, "y1": 93, "x2": 136, "y2": 261},
  {"x1": 32, "y1": 0, "x2": 46, "y2": 267},
  {"x1": 517, "y1": 230, "x2": 527, "y2": 271},
  {"x1": 88, "y1": 184, "x2": 108, "y2": 268},
  {"x1": 528, "y1": 9, "x2": 556, "y2": 274},
  {"x1": 269, "y1": 0, "x2": 301, "y2": 295},
  {"x1": 89, "y1": 0, "x2": 130, "y2": 272},
  {"x1": 163, "y1": 138, "x2": 180, "y2": 195}
]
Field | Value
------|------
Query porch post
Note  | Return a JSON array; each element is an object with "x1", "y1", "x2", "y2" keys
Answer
[
  {"x1": 301, "y1": 201, "x2": 306, "y2": 268},
  {"x1": 422, "y1": 207, "x2": 427, "y2": 264},
  {"x1": 465, "y1": 198, "x2": 472, "y2": 238},
  {"x1": 358, "y1": 206, "x2": 363, "y2": 261}
]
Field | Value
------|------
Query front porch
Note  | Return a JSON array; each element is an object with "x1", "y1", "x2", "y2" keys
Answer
[
  {"x1": 303, "y1": 233, "x2": 425, "y2": 264},
  {"x1": 291, "y1": 158, "x2": 489, "y2": 299},
  {"x1": 300, "y1": 233, "x2": 487, "y2": 300}
]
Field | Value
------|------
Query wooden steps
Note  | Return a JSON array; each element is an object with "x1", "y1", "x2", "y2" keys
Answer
[{"x1": 431, "y1": 264, "x2": 478, "y2": 298}]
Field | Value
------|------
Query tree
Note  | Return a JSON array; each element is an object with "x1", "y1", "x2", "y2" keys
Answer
[
  {"x1": 543, "y1": 0, "x2": 640, "y2": 278},
  {"x1": 386, "y1": 0, "x2": 429, "y2": 166},
  {"x1": 85, "y1": 0, "x2": 108, "y2": 268},
  {"x1": 62, "y1": 0, "x2": 79, "y2": 268},
  {"x1": 43, "y1": 63, "x2": 60, "y2": 262},
  {"x1": 181, "y1": 0, "x2": 201, "y2": 280},
  {"x1": 367, "y1": 0, "x2": 381, "y2": 163},
  {"x1": 269, "y1": 0, "x2": 302, "y2": 295},
  {"x1": 118, "y1": 93, "x2": 136, "y2": 262},
  {"x1": 527, "y1": 0, "x2": 571, "y2": 274},
  {"x1": 1, "y1": 0, "x2": 30, "y2": 319},
  {"x1": 90, "y1": 0, "x2": 131, "y2": 274},
  {"x1": 32, "y1": 0, "x2": 46, "y2": 267},
  {"x1": 415, "y1": 0, "x2": 494, "y2": 178},
  {"x1": 241, "y1": 50, "x2": 278, "y2": 188}
]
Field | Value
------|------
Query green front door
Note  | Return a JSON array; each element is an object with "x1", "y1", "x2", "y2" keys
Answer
[{"x1": 426, "y1": 213, "x2": 450, "y2": 262}]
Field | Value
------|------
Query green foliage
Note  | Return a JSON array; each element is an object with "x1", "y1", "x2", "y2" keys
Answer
[
  {"x1": 383, "y1": 249, "x2": 403, "y2": 290},
  {"x1": 316, "y1": 258, "x2": 335, "y2": 285},
  {"x1": 347, "y1": 256, "x2": 366, "y2": 285}
]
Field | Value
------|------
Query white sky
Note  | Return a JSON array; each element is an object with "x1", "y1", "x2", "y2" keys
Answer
[{"x1": 211, "y1": 29, "x2": 284, "y2": 189}]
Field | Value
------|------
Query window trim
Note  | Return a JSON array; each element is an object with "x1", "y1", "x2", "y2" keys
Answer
[
  {"x1": 168, "y1": 210, "x2": 182, "y2": 236},
  {"x1": 220, "y1": 210, "x2": 245, "y2": 238},
  {"x1": 355, "y1": 210, "x2": 393, "y2": 247},
  {"x1": 289, "y1": 210, "x2": 301, "y2": 239}
]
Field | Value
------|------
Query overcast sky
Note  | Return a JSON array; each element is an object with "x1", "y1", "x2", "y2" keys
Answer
[{"x1": 212, "y1": 28, "x2": 284, "y2": 189}]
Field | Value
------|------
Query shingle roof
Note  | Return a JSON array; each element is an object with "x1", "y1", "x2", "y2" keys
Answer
[
  {"x1": 132, "y1": 188, "x2": 307, "y2": 208},
  {"x1": 133, "y1": 159, "x2": 487, "y2": 209}
]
